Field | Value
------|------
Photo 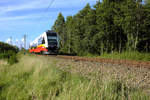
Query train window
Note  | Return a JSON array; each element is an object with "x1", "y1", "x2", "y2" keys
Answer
[
  {"x1": 42, "y1": 38, "x2": 45, "y2": 44},
  {"x1": 38, "y1": 40, "x2": 41, "y2": 45},
  {"x1": 47, "y1": 32, "x2": 57, "y2": 37},
  {"x1": 38, "y1": 37, "x2": 42, "y2": 45},
  {"x1": 48, "y1": 39, "x2": 57, "y2": 42}
]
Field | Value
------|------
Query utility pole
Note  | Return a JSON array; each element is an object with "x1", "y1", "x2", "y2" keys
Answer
[
  {"x1": 24, "y1": 34, "x2": 26, "y2": 49},
  {"x1": 10, "y1": 36, "x2": 12, "y2": 45},
  {"x1": 69, "y1": 32, "x2": 71, "y2": 54}
]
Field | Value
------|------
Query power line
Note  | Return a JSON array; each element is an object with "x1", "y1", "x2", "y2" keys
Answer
[
  {"x1": 33, "y1": 0, "x2": 56, "y2": 34},
  {"x1": 44, "y1": 0, "x2": 55, "y2": 13},
  {"x1": 39, "y1": 0, "x2": 56, "y2": 24},
  {"x1": 30, "y1": 0, "x2": 56, "y2": 45}
]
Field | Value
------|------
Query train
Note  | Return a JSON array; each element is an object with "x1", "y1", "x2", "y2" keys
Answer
[{"x1": 29, "y1": 30, "x2": 60, "y2": 54}]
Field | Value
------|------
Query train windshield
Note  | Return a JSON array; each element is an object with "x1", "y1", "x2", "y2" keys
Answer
[
  {"x1": 48, "y1": 39, "x2": 57, "y2": 45},
  {"x1": 46, "y1": 31, "x2": 57, "y2": 46},
  {"x1": 46, "y1": 31, "x2": 57, "y2": 37}
]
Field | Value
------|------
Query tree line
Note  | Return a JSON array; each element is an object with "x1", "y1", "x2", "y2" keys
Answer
[
  {"x1": 0, "y1": 42, "x2": 19, "y2": 54},
  {"x1": 52, "y1": 0, "x2": 150, "y2": 56}
]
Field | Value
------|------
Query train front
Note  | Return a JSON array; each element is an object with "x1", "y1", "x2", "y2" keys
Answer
[{"x1": 46, "y1": 31, "x2": 59, "y2": 54}]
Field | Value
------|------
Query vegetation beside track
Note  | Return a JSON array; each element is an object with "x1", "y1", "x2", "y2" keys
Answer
[
  {"x1": 99, "y1": 51, "x2": 150, "y2": 61},
  {"x1": 84, "y1": 51, "x2": 150, "y2": 61},
  {"x1": 0, "y1": 54, "x2": 149, "y2": 100},
  {"x1": 0, "y1": 42, "x2": 19, "y2": 65}
]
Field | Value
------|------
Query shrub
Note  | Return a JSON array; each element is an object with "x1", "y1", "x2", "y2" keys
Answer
[
  {"x1": 7, "y1": 53, "x2": 18, "y2": 65},
  {"x1": 0, "y1": 42, "x2": 19, "y2": 64}
]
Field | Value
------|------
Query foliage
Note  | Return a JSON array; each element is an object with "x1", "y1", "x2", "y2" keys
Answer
[
  {"x1": 7, "y1": 52, "x2": 18, "y2": 65},
  {"x1": 0, "y1": 42, "x2": 19, "y2": 64},
  {"x1": 52, "y1": 0, "x2": 150, "y2": 56},
  {"x1": 98, "y1": 51, "x2": 150, "y2": 61},
  {"x1": 0, "y1": 42, "x2": 19, "y2": 54},
  {"x1": 52, "y1": 13, "x2": 66, "y2": 49}
]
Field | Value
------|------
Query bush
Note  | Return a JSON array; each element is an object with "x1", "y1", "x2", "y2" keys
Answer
[
  {"x1": 0, "y1": 42, "x2": 19, "y2": 64},
  {"x1": 7, "y1": 53, "x2": 18, "y2": 65},
  {"x1": 0, "y1": 42, "x2": 19, "y2": 54}
]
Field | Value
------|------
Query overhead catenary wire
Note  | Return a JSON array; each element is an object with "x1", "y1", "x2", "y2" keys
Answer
[
  {"x1": 38, "y1": 0, "x2": 56, "y2": 26},
  {"x1": 30, "y1": 0, "x2": 56, "y2": 44},
  {"x1": 44, "y1": 0, "x2": 56, "y2": 13}
]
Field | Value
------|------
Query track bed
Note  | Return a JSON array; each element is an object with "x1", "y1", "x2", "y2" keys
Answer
[{"x1": 42, "y1": 55, "x2": 150, "y2": 93}]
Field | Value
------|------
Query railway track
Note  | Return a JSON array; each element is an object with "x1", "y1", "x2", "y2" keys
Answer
[
  {"x1": 55, "y1": 55, "x2": 150, "y2": 68},
  {"x1": 36, "y1": 54, "x2": 150, "y2": 94},
  {"x1": 36, "y1": 54, "x2": 150, "y2": 68}
]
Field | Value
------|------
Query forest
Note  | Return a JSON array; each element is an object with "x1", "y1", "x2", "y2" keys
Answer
[{"x1": 52, "y1": 0, "x2": 150, "y2": 56}]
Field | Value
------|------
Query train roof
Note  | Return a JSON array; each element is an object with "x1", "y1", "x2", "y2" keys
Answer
[
  {"x1": 30, "y1": 32, "x2": 46, "y2": 46},
  {"x1": 46, "y1": 30, "x2": 57, "y2": 36},
  {"x1": 30, "y1": 30, "x2": 57, "y2": 46}
]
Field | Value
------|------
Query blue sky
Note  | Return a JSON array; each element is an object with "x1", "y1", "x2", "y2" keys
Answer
[{"x1": 0, "y1": 0, "x2": 97, "y2": 48}]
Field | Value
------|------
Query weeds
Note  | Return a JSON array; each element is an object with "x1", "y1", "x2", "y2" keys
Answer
[
  {"x1": 7, "y1": 53, "x2": 18, "y2": 65},
  {"x1": 0, "y1": 54, "x2": 149, "y2": 100},
  {"x1": 84, "y1": 51, "x2": 150, "y2": 61}
]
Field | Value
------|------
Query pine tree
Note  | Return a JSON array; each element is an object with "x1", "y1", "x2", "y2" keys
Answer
[
  {"x1": 144, "y1": 0, "x2": 150, "y2": 5},
  {"x1": 72, "y1": 3, "x2": 93, "y2": 55},
  {"x1": 64, "y1": 16, "x2": 75, "y2": 53},
  {"x1": 51, "y1": 1, "x2": 150, "y2": 55},
  {"x1": 52, "y1": 13, "x2": 66, "y2": 49},
  {"x1": 137, "y1": 1, "x2": 150, "y2": 52},
  {"x1": 122, "y1": 0, "x2": 144, "y2": 51}
]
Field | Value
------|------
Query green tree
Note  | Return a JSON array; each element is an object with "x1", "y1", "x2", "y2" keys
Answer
[
  {"x1": 144, "y1": 0, "x2": 150, "y2": 5},
  {"x1": 51, "y1": 0, "x2": 150, "y2": 55},
  {"x1": 122, "y1": 0, "x2": 144, "y2": 51},
  {"x1": 72, "y1": 3, "x2": 93, "y2": 55},
  {"x1": 52, "y1": 13, "x2": 66, "y2": 48},
  {"x1": 137, "y1": 1, "x2": 150, "y2": 52},
  {"x1": 64, "y1": 16, "x2": 76, "y2": 54},
  {"x1": 95, "y1": 0, "x2": 126, "y2": 54}
]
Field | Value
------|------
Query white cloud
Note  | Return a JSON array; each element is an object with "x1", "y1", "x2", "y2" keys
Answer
[
  {"x1": 6, "y1": 38, "x2": 11, "y2": 44},
  {"x1": 21, "y1": 38, "x2": 24, "y2": 43},
  {"x1": 0, "y1": 0, "x2": 97, "y2": 15},
  {"x1": 0, "y1": 8, "x2": 73, "y2": 22},
  {"x1": 15, "y1": 39, "x2": 19, "y2": 43},
  {"x1": 0, "y1": 14, "x2": 42, "y2": 21},
  {"x1": 0, "y1": 0, "x2": 50, "y2": 15},
  {"x1": 0, "y1": 0, "x2": 97, "y2": 22}
]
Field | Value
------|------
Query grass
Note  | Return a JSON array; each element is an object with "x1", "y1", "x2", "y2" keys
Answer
[
  {"x1": 0, "y1": 54, "x2": 149, "y2": 100},
  {"x1": 85, "y1": 51, "x2": 150, "y2": 61}
]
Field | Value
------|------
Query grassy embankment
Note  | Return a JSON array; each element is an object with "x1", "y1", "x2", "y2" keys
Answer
[
  {"x1": 0, "y1": 54, "x2": 149, "y2": 100},
  {"x1": 85, "y1": 51, "x2": 150, "y2": 61}
]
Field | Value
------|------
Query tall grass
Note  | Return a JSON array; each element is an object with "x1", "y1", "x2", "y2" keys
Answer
[
  {"x1": 99, "y1": 51, "x2": 150, "y2": 61},
  {"x1": 85, "y1": 51, "x2": 150, "y2": 61},
  {"x1": 0, "y1": 54, "x2": 149, "y2": 100}
]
